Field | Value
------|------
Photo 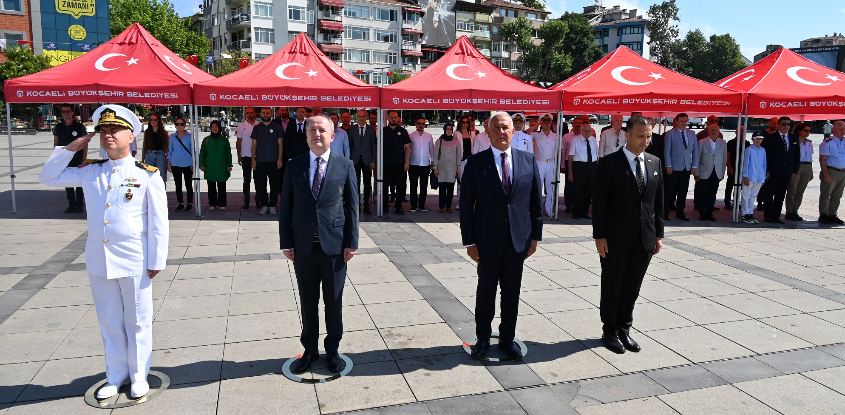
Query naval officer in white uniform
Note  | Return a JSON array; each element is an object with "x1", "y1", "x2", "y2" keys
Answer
[
  {"x1": 39, "y1": 104, "x2": 168, "y2": 400},
  {"x1": 511, "y1": 113, "x2": 534, "y2": 155}
]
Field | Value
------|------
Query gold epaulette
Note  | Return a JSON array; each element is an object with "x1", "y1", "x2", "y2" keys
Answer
[
  {"x1": 136, "y1": 161, "x2": 159, "y2": 172},
  {"x1": 81, "y1": 159, "x2": 108, "y2": 164}
]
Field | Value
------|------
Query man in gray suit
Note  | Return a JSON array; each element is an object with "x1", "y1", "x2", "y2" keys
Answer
[
  {"x1": 280, "y1": 115, "x2": 359, "y2": 374},
  {"x1": 694, "y1": 124, "x2": 728, "y2": 221},
  {"x1": 349, "y1": 109, "x2": 377, "y2": 214}
]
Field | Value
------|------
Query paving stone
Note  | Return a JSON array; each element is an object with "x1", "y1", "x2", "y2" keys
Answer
[
  {"x1": 315, "y1": 361, "x2": 415, "y2": 414},
  {"x1": 114, "y1": 381, "x2": 220, "y2": 415},
  {"x1": 17, "y1": 356, "x2": 104, "y2": 401},
  {"x1": 628, "y1": 302, "x2": 696, "y2": 332},
  {"x1": 396, "y1": 353, "x2": 501, "y2": 401},
  {"x1": 704, "y1": 319, "x2": 814, "y2": 354},
  {"x1": 0, "y1": 362, "x2": 44, "y2": 404},
  {"x1": 736, "y1": 373, "x2": 845, "y2": 415},
  {"x1": 151, "y1": 344, "x2": 224, "y2": 385},
  {"x1": 50, "y1": 326, "x2": 104, "y2": 359},
  {"x1": 754, "y1": 348, "x2": 845, "y2": 374},
  {"x1": 591, "y1": 331, "x2": 690, "y2": 373},
  {"x1": 221, "y1": 337, "x2": 302, "y2": 379},
  {"x1": 228, "y1": 290, "x2": 298, "y2": 315},
  {"x1": 645, "y1": 364, "x2": 728, "y2": 393},
  {"x1": 153, "y1": 316, "x2": 228, "y2": 350},
  {"x1": 366, "y1": 300, "x2": 443, "y2": 329},
  {"x1": 576, "y1": 373, "x2": 669, "y2": 404},
  {"x1": 356, "y1": 281, "x2": 424, "y2": 305},
  {"x1": 757, "y1": 289, "x2": 845, "y2": 313},
  {"x1": 425, "y1": 391, "x2": 525, "y2": 415},
  {"x1": 19, "y1": 286, "x2": 92, "y2": 309},
  {"x1": 155, "y1": 294, "x2": 230, "y2": 321},
  {"x1": 818, "y1": 343, "x2": 845, "y2": 360},
  {"x1": 520, "y1": 288, "x2": 594, "y2": 313},
  {"x1": 380, "y1": 323, "x2": 463, "y2": 361},
  {"x1": 575, "y1": 396, "x2": 680, "y2": 415},
  {"x1": 802, "y1": 366, "x2": 845, "y2": 395},
  {"x1": 700, "y1": 357, "x2": 784, "y2": 383},
  {"x1": 709, "y1": 272, "x2": 793, "y2": 293},
  {"x1": 165, "y1": 276, "x2": 232, "y2": 298},
  {"x1": 638, "y1": 280, "x2": 699, "y2": 302},
  {"x1": 656, "y1": 297, "x2": 751, "y2": 325},
  {"x1": 225, "y1": 310, "x2": 301, "y2": 343},
  {"x1": 708, "y1": 292, "x2": 801, "y2": 319},
  {"x1": 0, "y1": 304, "x2": 87, "y2": 334},
  {"x1": 5, "y1": 395, "x2": 113, "y2": 414},
  {"x1": 657, "y1": 384, "x2": 780, "y2": 415},
  {"x1": 526, "y1": 342, "x2": 621, "y2": 384},
  {"x1": 0, "y1": 330, "x2": 70, "y2": 364},
  {"x1": 760, "y1": 313, "x2": 845, "y2": 345},
  {"x1": 218, "y1": 374, "x2": 319, "y2": 415}
]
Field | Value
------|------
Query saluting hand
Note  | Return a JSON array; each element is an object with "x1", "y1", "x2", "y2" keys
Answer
[{"x1": 65, "y1": 132, "x2": 96, "y2": 152}]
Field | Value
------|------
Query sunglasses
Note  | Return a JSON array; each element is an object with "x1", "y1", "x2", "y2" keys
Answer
[
  {"x1": 461, "y1": 121, "x2": 469, "y2": 124},
  {"x1": 780, "y1": 122, "x2": 791, "y2": 126},
  {"x1": 61, "y1": 110, "x2": 72, "y2": 114},
  {"x1": 802, "y1": 129, "x2": 811, "y2": 132},
  {"x1": 416, "y1": 122, "x2": 426, "y2": 125},
  {"x1": 175, "y1": 122, "x2": 186, "y2": 126}
]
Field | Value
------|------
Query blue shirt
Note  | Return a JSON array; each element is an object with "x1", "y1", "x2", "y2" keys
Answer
[
  {"x1": 820, "y1": 136, "x2": 845, "y2": 169},
  {"x1": 167, "y1": 132, "x2": 193, "y2": 167},
  {"x1": 664, "y1": 128, "x2": 699, "y2": 171},
  {"x1": 330, "y1": 128, "x2": 350, "y2": 159},
  {"x1": 742, "y1": 145, "x2": 767, "y2": 183}
]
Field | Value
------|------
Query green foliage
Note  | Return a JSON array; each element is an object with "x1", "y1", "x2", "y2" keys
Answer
[
  {"x1": 210, "y1": 50, "x2": 253, "y2": 78},
  {"x1": 0, "y1": 46, "x2": 52, "y2": 116},
  {"x1": 388, "y1": 67, "x2": 411, "y2": 84},
  {"x1": 109, "y1": 0, "x2": 209, "y2": 60},
  {"x1": 672, "y1": 29, "x2": 747, "y2": 82},
  {"x1": 646, "y1": 0, "x2": 680, "y2": 68},
  {"x1": 517, "y1": 0, "x2": 546, "y2": 11},
  {"x1": 500, "y1": 14, "x2": 602, "y2": 83}
]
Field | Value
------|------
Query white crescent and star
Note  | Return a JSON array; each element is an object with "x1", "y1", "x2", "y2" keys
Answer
[
  {"x1": 275, "y1": 63, "x2": 318, "y2": 79},
  {"x1": 610, "y1": 66, "x2": 662, "y2": 86},
  {"x1": 786, "y1": 66, "x2": 841, "y2": 86},
  {"x1": 445, "y1": 64, "x2": 484, "y2": 81},
  {"x1": 718, "y1": 69, "x2": 755, "y2": 87},
  {"x1": 163, "y1": 55, "x2": 192, "y2": 74},
  {"x1": 95, "y1": 53, "x2": 132, "y2": 71}
]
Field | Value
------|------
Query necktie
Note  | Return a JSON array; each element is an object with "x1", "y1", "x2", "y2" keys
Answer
[
  {"x1": 635, "y1": 156, "x2": 645, "y2": 194},
  {"x1": 682, "y1": 132, "x2": 688, "y2": 150},
  {"x1": 586, "y1": 137, "x2": 593, "y2": 162},
  {"x1": 782, "y1": 134, "x2": 788, "y2": 151},
  {"x1": 298, "y1": 122, "x2": 303, "y2": 135},
  {"x1": 501, "y1": 152, "x2": 512, "y2": 198},
  {"x1": 311, "y1": 157, "x2": 325, "y2": 235},
  {"x1": 360, "y1": 126, "x2": 364, "y2": 138}
]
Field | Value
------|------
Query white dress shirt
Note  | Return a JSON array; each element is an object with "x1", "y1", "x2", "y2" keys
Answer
[
  {"x1": 490, "y1": 146, "x2": 514, "y2": 185},
  {"x1": 532, "y1": 130, "x2": 558, "y2": 162},
  {"x1": 409, "y1": 130, "x2": 435, "y2": 166},
  {"x1": 236, "y1": 120, "x2": 260, "y2": 157},
  {"x1": 569, "y1": 134, "x2": 598, "y2": 162},
  {"x1": 472, "y1": 132, "x2": 492, "y2": 154},
  {"x1": 622, "y1": 146, "x2": 647, "y2": 187},
  {"x1": 309, "y1": 149, "x2": 332, "y2": 185},
  {"x1": 599, "y1": 128, "x2": 627, "y2": 157}
]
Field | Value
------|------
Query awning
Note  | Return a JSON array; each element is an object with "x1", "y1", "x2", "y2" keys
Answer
[
  {"x1": 402, "y1": 49, "x2": 423, "y2": 57},
  {"x1": 403, "y1": 6, "x2": 424, "y2": 13},
  {"x1": 421, "y1": 48, "x2": 445, "y2": 52},
  {"x1": 318, "y1": 19, "x2": 344, "y2": 31},
  {"x1": 319, "y1": 43, "x2": 344, "y2": 54},
  {"x1": 402, "y1": 28, "x2": 424, "y2": 34},
  {"x1": 319, "y1": 0, "x2": 345, "y2": 7}
]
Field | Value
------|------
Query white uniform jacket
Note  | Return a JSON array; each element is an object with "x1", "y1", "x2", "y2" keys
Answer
[{"x1": 40, "y1": 148, "x2": 169, "y2": 278}]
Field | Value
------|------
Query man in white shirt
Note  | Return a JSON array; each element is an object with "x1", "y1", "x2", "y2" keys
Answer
[
  {"x1": 408, "y1": 117, "x2": 435, "y2": 212},
  {"x1": 511, "y1": 113, "x2": 534, "y2": 155},
  {"x1": 236, "y1": 107, "x2": 260, "y2": 208},
  {"x1": 561, "y1": 115, "x2": 593, "y2": 213},
  {"x1": 532, "y1": 113, "x2": 558, "y2": 217},
  {"x1": 569, "y1": 123, "x2": 599, "y2": 219},
  {"x1": 599, "y1": 113, "x2": 627, "y2": 158},
  {"x1": 472, "y1": 117, "x2": 492, "y2": 154}
]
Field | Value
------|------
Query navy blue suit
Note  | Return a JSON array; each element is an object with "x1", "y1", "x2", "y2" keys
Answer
[
  {"x1": 279, "y1": 151, "x2": 359, "y2": 353},
  {"x1": 459, "y1": 147, "x2": 543, "y2": 342}
]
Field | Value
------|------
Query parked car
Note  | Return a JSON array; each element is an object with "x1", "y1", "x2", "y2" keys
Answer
[
  {"x1": 588, "y1": 114, "x2": 599, "y2": 124},
  {"x1": 687, "y1": 117, "x2": 706, "y2": 128}
]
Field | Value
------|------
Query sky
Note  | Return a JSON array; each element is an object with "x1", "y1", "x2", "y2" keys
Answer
[{"x1": 172, "y1": 0, "x2": 845, "y2": 60}]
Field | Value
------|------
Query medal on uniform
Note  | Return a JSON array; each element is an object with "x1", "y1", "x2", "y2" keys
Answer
[
  {"x1": 126, "y1": 177, "x2": 137, "y2": 182},
  {"x1": 125, "y1": 188, "x2": 133, "y2": 201}
]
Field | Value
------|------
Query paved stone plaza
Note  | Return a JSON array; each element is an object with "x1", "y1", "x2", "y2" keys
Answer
[{"x1": 0, "y1": 131, "x2": 844, "y2": 414}]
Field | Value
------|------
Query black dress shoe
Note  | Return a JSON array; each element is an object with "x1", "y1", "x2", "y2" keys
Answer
[
  {"x1": 707, "y1": 214, "x2": 717, "y2": 222},
  {"x1": 326, "y1": 352, "x2": 343, "y2": 373},
  {"x1": 582, "y1": 215, "x2": 592, "y2": 220},
  {"x1": 618, "y1": 331, "x2": 641, "y2": 353},
  {"x1": 663, "y1": 214, "x2": 671, "y2": 221},
  {"x1": 764, "y1": 217, "x2": 775, "y2": 224},
  {"x1": 564, "y1": 207, "x2": 572, "y2": 213},
  {"x1": 819, "y1": 214, "x2": 830, "y2": 224},
  {"x1": 601, "y1": 333, "x2": 626, "y2": 354},
  {"x1": 291, "y1": 353, "x2": 319, "y2": 374},
  {"x1": 175, "y1": 204, "x2": 185, "y2": 212},
  {"x1": 498, "y1": 340, "x2": 523, "y2": 359},
  {"x1": 699, "y1": 216, "x2": 707, "y2": 221},
  {"x1": 725, "y1": 202, "x2": 733, "y2": 209},
  {"x1": 794, "y1": 214, "x2": 804, "y2": 221},
  {"x1": 830, "y1": 216, "x2": 845, "y2": 225},
  {"x1": 676, "y1": 214, "x2": 690, "y2": 221},
  {"x1": 773, "y1": 218, "x2": 785, "y2": 224},
  {"x1": 470, "y1": 339, "x2": 490, "y2": 359},
  {"x1": 74, "y1": 205, "x2": 84, "y2": 213},
  {"x1": 242, "y1": 203, "x2": 250, "y2": 209},
  {"x1": 572, "y1": 214, "x2": 580, "y2": 219},
  {"x1": 64, "y1": 205, "x2": 75, "y2": 213},
  {"x1": 363, "y1": 206, "x2": 372, "y2": 214},
  {"x1": 395, "y1": 208, "x2": 405, "y2": 215}
]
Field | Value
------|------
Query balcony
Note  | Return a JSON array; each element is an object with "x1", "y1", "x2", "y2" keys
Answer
[
  {"x1": 228, "y1": 13, "x2": 250, "y2": 30},
  {"x1": 474, "y1": 30, "x2": 491, "y2": 40},
  {"x1": 319, "y1": 9, "x2": 342, "y2": 21},
  {"x1": 491, "y1": 50, "x2": 508, "y2": 58},
  {"x1": 401, "y1": 41, "x2": 421, "y2": 52},
  {"x1": 227, "y1": 40, "x2": 251, "y2": 51},
  {"x1": 402, "y1": 62, "x2": 420, "y2": 72},
  {"x1": 225, "y1": 0, "x2": 248, "y2": 5},
  {"x1": 319, "y1": 33, "x2": 343, "y2": 44},
  {"x1": 478, "y1": 48, "x2": 491, "y2": 57},
  {"x1": 475, "y1": 13, "x2": 492, "y2": 23}
]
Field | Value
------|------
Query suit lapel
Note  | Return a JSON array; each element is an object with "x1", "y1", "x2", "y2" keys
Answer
[
  {"x1": 316, "y1": 153, "x2": 338, "y2": 204},
  {"x1": 509, "y1": 149, "x2": 525, "y2": 202},
  {"x1": 620, "y1": 150, "x2": 640, "y2": 194},
  {"x1": 483, "y1": 149, "x2": 507, "y2": 198}
]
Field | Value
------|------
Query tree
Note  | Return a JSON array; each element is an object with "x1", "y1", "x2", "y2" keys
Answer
[
  {"x1": 517, "y1": 0, "x2": 545, "y2": 11},
  {"x1": 673, "y1": 29, "x2": 707, "y2": 78},
  {"x1": 646, "y1": 0, "x2": 680, "y2": 68},
  {"x1": 0, "y1": 46, "x2": 52, "y2": 118},
  {"x1": 209, "y1": 50, "x2": 253, "y2": 78},
  {"x1": 110, "y1": 0, "x2": 209, "y2": 60},
  {"x1": 672, "y1": 30, "x2": 747, "y2": 82},
  {"x1": 500, "y1": 14, "x2": 602, "y2": 83},
  {"x1": 388, "y1": 67, "x2": 411, "y2": 84}
]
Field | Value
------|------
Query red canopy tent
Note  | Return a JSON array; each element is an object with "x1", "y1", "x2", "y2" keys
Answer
[
  {"x1": 3, "y1": 23, "x2": 214, "y2": 214},
  {"x1": 551, "y1": 46, "x2": 743, "y2": 116},
  {"x1": 193, "y1": 33, "x2": 379, "y2": 107},
  {"x1": 716, "y1": 47, "x2": 845, "y2": 120},
  {"x1": 380, "y1": 36, "x2": 559, "y2": 111},
  {"x1": 4, "y1": 23, "x2": 213, "y2": 105}
]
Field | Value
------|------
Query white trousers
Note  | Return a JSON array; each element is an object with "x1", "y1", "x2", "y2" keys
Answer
[
  {"x1": 88, "y1": 273, "x2": 153, "y2": 384},
  {"x1": 536, "y1": 160, "x2": 556, "y2": 214},
  {"x1": 741, "y1": 182, "x2": 763, "y2": 215}
]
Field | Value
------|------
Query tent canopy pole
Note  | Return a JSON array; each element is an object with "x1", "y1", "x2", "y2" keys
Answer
[{"x1": 5, "y1": 102, "x2": 17, "y2": 214}]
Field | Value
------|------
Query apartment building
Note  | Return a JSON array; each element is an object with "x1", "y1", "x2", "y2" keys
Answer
[
  {"x1": 0, "y1": 0, "x2": 32, "y2": 63},
  {"x1": 486, "y1": 0, "x2": 548, "y2": 76},
  {"x1": 455, "y1": 0, "x2": 494, "y2": 59},
  {"x1": 583, "y1": 4, "x2": 650, "y2": 59}
]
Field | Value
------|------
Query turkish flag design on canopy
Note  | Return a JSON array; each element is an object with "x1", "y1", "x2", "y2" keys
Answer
[
  {"x1": 194, "y1": 33, "x2": 378, "y2": 107},
  {"x1": 381, "y1": 36, "x2": 559, "y2": 111},
  {"x1": 716, "y1": 47, "x2": 845, "y2": 120},
  {"x1": 551, "y1": 46, "x2": 742, "y2": 116},
  {"x1": 3, "y1": 23, "x2": 214, "y2": 104}
]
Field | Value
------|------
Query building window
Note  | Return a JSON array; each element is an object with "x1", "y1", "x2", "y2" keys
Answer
[
  {"x1": 621, "y1": 42, "x2": 641, "y2": 50},
  {"x1": 603, "y1": 28, "x2": 609, "y2": 37},
  {"x1": 344, "y1": 4, "x2": 369, "y2": 18},
  {"x1": 344, "y1": 26, "x2": 369, "y2": 40},
  {"x1": 372, "y1": 73, "x2": 389, "y2": 85},
  {"x1": 345, "y1": 49, "x2": 370, "y2": 62},
  {"x1": 373, "y1": 51, "x2": 398, "y2": 64},
  {"x1": 492, "y1": 26, "x2": 499, "y2": 34},
  {"x1": 288, "y1": 31, "x2": 300, "y2": 43},
  {"x1": 355, "y1": 73, "x2": 369, "y2": 82},
  {"x1": 476, "y1": 24, "x2": 490, "y2": 33},
  {"x1": 525, "y1": 13, "x2": 537, "y2": 20},
  {"x1": 499, "y1": 9, "x2": 515, "y2": 17},
  {"x1": 405, "y1": 12, "x2": 420, "y2": 22},
  {"x1": 205, "y1": 18, "x2": 212, "y2": 29},
  {"x1": 373, "y1": 8, "x2": 397, "y2": 21},
  {"x1": 618, "y1": 26, "x2": 644, "y2": 35},
  {"x1": 402, "y1": 33, "x2": 415, "y2": 43},
  {"x1": 457, "y1": 20, "x2": 474, "y2": 32},
  {"x1": 213, "y1": 14, "x2": 218, "y2": 26},
  {"x1": 374, "y1": 30, "x2": 396, "y2": 43},
  {"x1": 512, "y1": 61, "x2": 524, "y2": 72},
  {"x1": 594, "y1": 31, "x2": 601, "y2": 39},
  {"x1": 288, "y1": 5, "x2": 307, "y2": 21},
  {"x1": 1, "y1": 0, "x2": 21, "y2": 12},
  {"x1": 253, "y1": 1, "x2": 273, "y2": 17},
  {"x1": 255, "y1": 28, "x2": 275, "y2": 43},
  {"x1": 602, "y1": 44, "x2": 608, "y2": 52}
]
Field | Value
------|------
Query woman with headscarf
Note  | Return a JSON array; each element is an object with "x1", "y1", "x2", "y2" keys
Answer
[
  {"x1": 141, "y1": 112, "x2": 169, "y2": 183},
  {"x1": 199, "y1": 120, "x2": 232, "y2": 211},
  {"x1": 433, "y1": 122, "x2": 462, "y2": 213}
]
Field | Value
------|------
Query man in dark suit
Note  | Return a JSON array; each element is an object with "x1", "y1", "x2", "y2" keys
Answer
[
  {"x1": 349, "y1": 109, "x2": 377, "y2": 214},
  {"x1": 279, "y1": 115, "x2": 359, "y2": 374},
  {"x1": 279, "y1": 107, "x2": 310, "y2": 199},
  {"x1": 460, "y1": 112, "x2": 543, "y2": 359},
  {"x1": 762, "y1": 116, "x2": 800, "y2": 224},
  {"x1": 592, "y1": 115, "x2": 664, "y2": 354}
]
